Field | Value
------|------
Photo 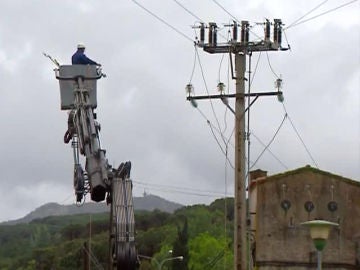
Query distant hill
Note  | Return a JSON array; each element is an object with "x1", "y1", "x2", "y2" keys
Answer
[
  {"x1": 0, "y1": 198, "x2": 234, "y2": 270},
  {"x1": 2, "y1": 194, "x2": 183, "y2": 225}
]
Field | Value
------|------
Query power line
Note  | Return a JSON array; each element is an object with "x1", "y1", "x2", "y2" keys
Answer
[
  {"x1": 133, "y1": 179, "x2": 233, "y2": 197},
  {"x1": 282, "y1": 29, "x2": 292, "y2": 51},
  {"x1": 136, "y1": 185, "x2": 221, "y2": 197},
  {"x1": 172, "y1": 0, "x2": 203, "y2": 22},
  {"x1": 286, "y1": 0, "x2": 359, "y2": 29},
  {"x1": 173, "y1": 0, "x2": 229, "y2": 42},
  {"x1": 188, "y1": 45, "x2": 197, "y2": 83},
  {"x1": 218, "y1": 46, "x2": 227, "y2": 83},
  {"x1": 208, "y1": 116, "x2": 235, "y2": 170},
  {"x1": 171, "y1": 0, "x2": 229, "y2": 42},
  {"x1": 250, "y1": 52, "x2": 262, "y2": 86},
  {"x1": 82, "y1": 245, "x2": 104, "y2": 270},
  {"x1": 195, "y1": 47, "x2": 225, "y2": 141},
  {"x1": 221, "y1": 53, "x2": 232, "y2": 135},
  {"x1": 287, "y1": 0, "x2": 329, "y2": 29},
  {"x1": 210, "y1": 0, "x2": 262, "y2": 40},
  {"x1": 220, "y1": 51, "x2": 238, "y2": 138},
  {"x1": 188, "y1": 52, "x2": 236, "y2": 159},
  {"x1": 191, "y1": 50, "x2": 289, "y2": 171},
  {"x1": 189, "y1": 44, "x2": 234, "y2": 168},
  {"x1": 264, "y1": 50, "x2": 319, "y2": 168},
  {"x1": 186, "y1": 53, "x2": 240, "y2": 171},
  {"x1": 194, "y1": 102, "x2": 260, "y2": 172},
  {"x1": 263, "y1": 51, "x2": 320, "y2": 170},
  {"x1": 195, "y1": 106, "x2": 235, "y2": 169},
  {"x1": 211, "y1": 0, "x2": 241, "y2": 24},
  {"x1": 282, "y1": 103, "x2": 319, "y2": 168},
  {"x1": 134, "y1": 179, "x2": 226, "y2": 194},
  {"x1": 251, "y1": 131, "x2": 289, "y2": 170},
  {"x1": 190, "y1": 85, "x2": 289, "y2": 171},
  {"x1": 131, "y1": 0, "x2": 194, "y2": 42},
  {"x1": 251, "y1": 113, "x2": 287, "y2": 169},
  {"x1": 266, "y1": 52, "x2": 281, "y2": 79},
  {"x1": 59, "y1": 192, "x2": 74, "y2": 204}
]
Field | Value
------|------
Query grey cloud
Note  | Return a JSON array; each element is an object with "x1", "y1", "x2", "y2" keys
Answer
[{"x1": 0, "y1": 0, "x2": 358, "y2": 221}]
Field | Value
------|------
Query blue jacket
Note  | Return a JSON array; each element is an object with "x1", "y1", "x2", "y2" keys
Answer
[{"x1": 71, "y1": 50, "x2": 99, "y2": 65}]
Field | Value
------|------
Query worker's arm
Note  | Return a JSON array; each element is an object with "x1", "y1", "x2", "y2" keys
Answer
[{"x1": 81, "y1": 54, "x2": 100, "y2": 65}]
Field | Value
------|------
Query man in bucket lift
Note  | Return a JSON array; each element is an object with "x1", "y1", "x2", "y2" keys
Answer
[{"x1": 72, "y1": 43, "x2": 101, "y2": 66}]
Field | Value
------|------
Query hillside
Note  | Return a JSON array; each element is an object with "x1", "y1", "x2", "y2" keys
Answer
[
  {"x1": 2, "y1": 194, "x2": 182, "y2": 225},
  {"x1": 0, "y1": 198, "x2": 234, "y2": 270}
]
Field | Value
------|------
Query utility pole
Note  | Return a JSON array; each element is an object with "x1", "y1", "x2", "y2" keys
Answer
[
  {"x1": 234, "y1": 52, "x2": 247, "y2": 270},
  {"x1": 187, "y1": 19, "x2": 288, "y2": 270}
]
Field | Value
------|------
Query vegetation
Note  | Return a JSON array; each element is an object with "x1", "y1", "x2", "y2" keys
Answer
[{"x1": 0, "y1": 198, "x2": 234, "y2": 270}]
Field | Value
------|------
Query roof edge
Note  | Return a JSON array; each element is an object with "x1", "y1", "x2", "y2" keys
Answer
[{"x1": 254, "y1": 165, "x2": 360, "y2": 186}]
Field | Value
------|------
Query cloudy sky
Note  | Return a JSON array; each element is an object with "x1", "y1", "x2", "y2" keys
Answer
[{"x1": 0, "y1": 0, "x2": 359, "y2": 222}]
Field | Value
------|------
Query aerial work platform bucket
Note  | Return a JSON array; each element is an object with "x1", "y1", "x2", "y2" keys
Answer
[{"x1": 55, "y1": 65, "x2": 102, "y2": 110}]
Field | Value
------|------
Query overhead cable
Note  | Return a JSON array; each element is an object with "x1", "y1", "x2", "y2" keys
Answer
[
  {"x1": 192, "y1": 85, "x2": 286, "y2": 170},
  {"x1": 134, "y1": 179, "x2": 227, "y2": 195},
  {"x1": 251, "y1": 52, "x2": 315, "y2": 169},
  {"x1": 187, "y1": 55, "x2": 236, "y2": 169},
  {"x1": 82, "y1": 245, "x2": 104, "y2": 270},
  {"x1": 210, "y1": 0, "x2": 262, "y2": 40},
  {"x1": 196, "y1": 107, "x2": 235, "y2": 169},
  {"x1": 286, "y1": 0, "x2": 359, "y2": 29},
  {"x1": 188, "y1": 45, "x2": 197, "y2": 83},
  {"x1": 282, "y1": 29, "x2": 292, "y2": 51},
  {"x1": 251, "y1": 113, "x2": 288, "y2": 169},
  {"x1": 195, "y1": 47, "x2": 224, "y2": 141},
  {"x1": 133, "y1": 180, "x2": 233, "y2": 197},
  {"x1": 251, "y1": 131, "x2": 288, "y2": 170},
  {"x1": 250, "y1": 52, "x2": 262, "y2": 86},
  {"x1": 131, "y1": 0, "x2": 194, "y2": 42},
  {"x1": 221, "y1": 53, "x2": 232, "y2": 135},
  {"x1": 265, "y1": 51, "x2": 318, "y2": 168},
  {"x1": 282, "y1": 103, "x2": 319, "y2": 168},
  {"x1": 59, "y1": 193, "x2": 74, "y2": 204},
  {"x1": 172, "y1": 0, "x2": 203, "y2": 22},
  {"x1": 218, "y1": 49, "x2": 226, "y2": 84},
  {"x1": 208, "y1": 117, "x2": 235, "y2": 169},
  {"x1": 286, "y1": 0, "x2": 329, "y2": 29},
  {"x1": 211, "y1": 0, "x2": 241, "y2": 24},
  {"x1": 173, "y1": 0, "x2": 229, "y2": 41},
  {"x1": 266, "y1": 52, "x2": 281, "y2": 79}
]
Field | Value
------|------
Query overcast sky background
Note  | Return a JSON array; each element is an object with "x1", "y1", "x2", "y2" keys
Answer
[{"x1": 0, "y1": 0, "x2": 359, "y2": 222}]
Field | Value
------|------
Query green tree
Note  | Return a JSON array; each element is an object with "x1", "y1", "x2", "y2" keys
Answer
[
  {"x1": 209, "y1": 198, "x2": 234, "y2": 221},
  {"x1": 137, "y1": 225, "x2": 176, "y2": 256},
  {"x1": 188, "y1": 232, "x2": 233, "y2": 270},
  {"x1": 33, "y1": 247, "x2": 57, "y2": 270},
  {"x1": 172, "y1": 217, "x2": 189, "y2": 270},
  {"x1": 23, "y1": 259, "x2": 36, "y2": 270},
  {"x1": 138, "y1": 259, "x2": 152, "y2": 270},
  {"x1": 136, "y1": 210, "x2": 171, "y2": 231},
  {"x1": 61, "y1": 223, "x2": 84, "y2": 241}
]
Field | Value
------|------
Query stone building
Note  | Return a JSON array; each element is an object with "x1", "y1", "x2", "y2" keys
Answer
[{"x1": 249, "y1": 165, "x2": 360, "y2": 269}]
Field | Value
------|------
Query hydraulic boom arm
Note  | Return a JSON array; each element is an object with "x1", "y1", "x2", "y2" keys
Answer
[{"x1": 55, "y1": 65, "x2": 137, "y2": 269}]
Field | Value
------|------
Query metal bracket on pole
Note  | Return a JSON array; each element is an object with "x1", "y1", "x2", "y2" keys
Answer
[
  {"x1": 186, "y1": 91, "x2": 282, "y2": 101},
  {"x1": 187, "y1": 91, "x2": 281, "y2": 118}
]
